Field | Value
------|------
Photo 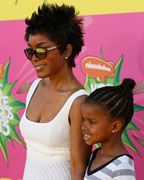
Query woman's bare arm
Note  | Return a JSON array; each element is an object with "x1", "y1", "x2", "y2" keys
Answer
[{"x1": 70, "y1": 95, "x2": 92, "y2": 180}]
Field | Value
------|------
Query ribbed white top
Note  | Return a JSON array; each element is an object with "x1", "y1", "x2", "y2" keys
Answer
[{"x1": 19, "y1": 79, "x2": 88, "y2": 180}]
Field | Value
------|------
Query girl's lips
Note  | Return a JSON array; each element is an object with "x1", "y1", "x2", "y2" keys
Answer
[
  {"x1": 35, "y1": 65, "x2": 45, "y2": 71},
  {"x1": 83, "y1": 134, "x2": 91, "y2": 141}
]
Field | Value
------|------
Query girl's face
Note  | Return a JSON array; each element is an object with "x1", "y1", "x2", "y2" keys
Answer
[
  {"x1": 81, "y1": 102, "x2": 113, "y2": 146},
  {"x1": 26, "y1": 33, "x2": 67, "y2": 78}
]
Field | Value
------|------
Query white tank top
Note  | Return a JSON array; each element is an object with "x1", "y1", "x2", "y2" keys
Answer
[{"x1": 20, "y1": 78, "x2": 88, "y2": 161}]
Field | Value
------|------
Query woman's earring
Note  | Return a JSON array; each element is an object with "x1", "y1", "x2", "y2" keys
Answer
[
  {"x1": 65, "y1": 57, "x2": 68, "y2": 60},
  {"x1": 112, "y1": 130, "x2": 115, "y2": 133}
]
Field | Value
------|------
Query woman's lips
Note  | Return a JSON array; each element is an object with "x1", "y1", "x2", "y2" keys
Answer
[{"x1": 35, "y1": 65, "x2": 45, "y2": 71}]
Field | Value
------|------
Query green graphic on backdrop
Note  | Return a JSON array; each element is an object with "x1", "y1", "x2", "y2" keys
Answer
[
  {"x1": 15, "y1": 0, "x2": 18, "y2": 5},
  {"x1": 84, "y1": 56, "x2": 144, "y2": 154},
  {"x1": 0, "y1": 60, "x2": 25, "y2": 163},
  {"x1": 15, "y1": 0, "x2": 47, "y2": 5}
]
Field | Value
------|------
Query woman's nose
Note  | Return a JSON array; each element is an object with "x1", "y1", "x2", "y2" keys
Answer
[{"x1": 31, "y1": 53, "x2": 39, "y2": 61}]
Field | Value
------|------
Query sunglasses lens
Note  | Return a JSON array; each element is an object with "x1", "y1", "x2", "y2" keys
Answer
[
  {"x1": 24, "y1": 48, "x2": 33, "y2": 60},
  {"x1": 35, "y1": 48, "x2": 47, "y2": 59},
  {"x1": 24, "y1": 48, "x2": 47, "y2": 60}
]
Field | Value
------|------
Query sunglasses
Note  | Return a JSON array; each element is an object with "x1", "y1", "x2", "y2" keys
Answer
[{"x1": 24, "y1": 45, "x2": 59, "y2": 60}]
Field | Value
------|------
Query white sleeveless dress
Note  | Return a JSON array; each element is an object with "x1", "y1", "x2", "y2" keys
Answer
[{"x1": 19, "y1": 78, "x2": 88, "y2": 180}]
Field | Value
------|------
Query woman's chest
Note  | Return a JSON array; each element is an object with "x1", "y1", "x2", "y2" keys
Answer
[{"x1": 26, "y1": 89, "x2": 72, "y2": 123}]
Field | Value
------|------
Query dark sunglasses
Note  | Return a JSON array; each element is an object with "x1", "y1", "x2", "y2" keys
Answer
[{"x1": 24, "y1": 45, "x2": 59, "y2": 60}]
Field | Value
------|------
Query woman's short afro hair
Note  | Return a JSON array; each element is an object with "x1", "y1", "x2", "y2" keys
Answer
[{"x1": 25, "y1": 3, "x2": 84, "y2": 67}]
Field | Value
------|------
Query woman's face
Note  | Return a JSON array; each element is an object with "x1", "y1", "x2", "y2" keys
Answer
[
  {"x1": 81, "y1": 102, "x2": 113, "y2": 146},
  {"x1": 26, "y1": 33, "x2": 67, "y2": 78}
]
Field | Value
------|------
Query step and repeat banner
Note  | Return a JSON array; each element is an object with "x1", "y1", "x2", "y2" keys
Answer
[{"x1": 0, "y1": 0, "x2": 144, "y2": 180}]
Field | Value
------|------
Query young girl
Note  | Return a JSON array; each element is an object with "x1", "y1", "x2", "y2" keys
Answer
[{"x1": 82, "y1": 78, "x2": 136, "y2": 180}]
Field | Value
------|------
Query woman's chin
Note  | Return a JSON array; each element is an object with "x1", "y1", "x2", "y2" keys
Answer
[{"x1": 36, "y1": 72, "x2": 49, "y2": 79}]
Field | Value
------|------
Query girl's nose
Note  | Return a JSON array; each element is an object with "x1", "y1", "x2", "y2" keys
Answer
[{"x1": 82, "y1": 121, "x2": 88, "y2": 131}]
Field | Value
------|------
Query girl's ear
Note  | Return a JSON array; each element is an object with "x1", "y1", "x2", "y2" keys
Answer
[
  {"x1": 64, "y1": 44, "x2": 72, "y2": 58},
  {"x1": 111, "y1": 119, "x2": 123, "y2": 133}
]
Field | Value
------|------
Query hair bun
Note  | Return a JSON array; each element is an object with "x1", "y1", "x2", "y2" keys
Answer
[{"x1": 122, "y1": 78, "x2": 136, "y2": 91}]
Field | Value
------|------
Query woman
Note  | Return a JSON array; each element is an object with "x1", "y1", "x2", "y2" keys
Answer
[{"x1": 19, "y1": 2, "x2": 91, "y2": 180}]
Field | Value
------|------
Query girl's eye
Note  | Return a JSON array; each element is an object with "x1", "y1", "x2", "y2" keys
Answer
[
  {"x1": 82, "y1": 117, "x2": 85, "y2": 122},
  {"x1": 89, "y1": 120, "x2": 96, "y2": 124}
]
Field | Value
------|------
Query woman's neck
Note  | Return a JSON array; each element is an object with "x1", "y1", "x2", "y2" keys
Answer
[{"x1": 42, "y1": 67, "x2": 80, "y2": 91}]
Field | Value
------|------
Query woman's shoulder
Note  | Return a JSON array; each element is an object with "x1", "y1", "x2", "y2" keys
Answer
[
  {"x1": 72, "y1": 88, "x2": 88, "y2": 98},
  {"x1": 28, "y1": 78, "x2": 41, "y2": 91},
  {"x1": 26, "y1": 78, "x2": 41, "y2": 101},
  {"x1": 69, "y1": 89, "x2": 88, "y2": 108},
  {"x1": 68, "y1": 89, "x2": 89, "y2": 125},
  {"x1": 32, "y1": 78, "x2": 42, "y2": 86}
]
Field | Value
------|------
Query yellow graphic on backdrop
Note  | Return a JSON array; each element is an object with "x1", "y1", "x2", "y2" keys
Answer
[{"x1": 0, "y1": 0, "x2": 144, "y2": 20}]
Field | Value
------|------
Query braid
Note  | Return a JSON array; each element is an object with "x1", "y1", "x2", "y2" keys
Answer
[{"x1": 86, "y1": 78, "x2": 136, "y2": 126}]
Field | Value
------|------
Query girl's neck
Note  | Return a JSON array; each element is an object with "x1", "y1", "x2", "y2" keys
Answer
[{"x1": 100, "y1": 138, "x2": 129, "y2": 157}]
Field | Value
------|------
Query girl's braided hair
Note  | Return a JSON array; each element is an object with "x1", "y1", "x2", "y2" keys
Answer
[{"x1": 85, "y1": 78, "x2": 136, "y2": 126}]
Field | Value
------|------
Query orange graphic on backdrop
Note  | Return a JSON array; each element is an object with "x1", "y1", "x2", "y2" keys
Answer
[
  {"x1": 0, "y1": 64, "x2": 4, "y2": 78},
  {"x1": 81, "y1": 56, "x2": 115, "y2": 82}
]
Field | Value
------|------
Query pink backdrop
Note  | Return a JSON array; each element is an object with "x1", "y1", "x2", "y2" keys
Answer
[{"x1": 0, "y1": 12, "x2": 144, "y2": 179}]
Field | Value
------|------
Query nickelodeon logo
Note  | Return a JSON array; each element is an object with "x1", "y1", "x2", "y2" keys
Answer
[
  {"x1": 81, "y1": 56, "x2": 115, "y2": 82},
  {"x1": 0, "y1": 64, "x2": 4, "y2": 78}
]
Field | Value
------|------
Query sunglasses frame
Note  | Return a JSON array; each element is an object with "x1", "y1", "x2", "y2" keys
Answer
[{"x1": 24, "y1": 45, "x2": 59, "y2": 60}]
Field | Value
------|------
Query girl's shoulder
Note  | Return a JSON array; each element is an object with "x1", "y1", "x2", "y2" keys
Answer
[{"x1": 85, "y1": 150, "x2": 136, "y2": 180}]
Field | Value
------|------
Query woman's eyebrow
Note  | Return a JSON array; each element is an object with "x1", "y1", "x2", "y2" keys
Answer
[{"x1": 27, "y1": 42, "x2": 49, "y2": 47}]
